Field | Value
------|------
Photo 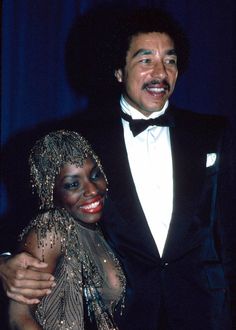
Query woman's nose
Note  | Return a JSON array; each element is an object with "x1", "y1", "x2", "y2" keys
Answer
[{"x1": 83, "y1": 181, "x2": 98, "y2": 197}]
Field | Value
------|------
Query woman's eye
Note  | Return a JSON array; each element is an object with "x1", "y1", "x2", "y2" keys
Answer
[
  {"x1": 91, "y1": 168, "x2": 103, "y2": 181},
  {"x1": 63, "y1": 181, "x2": 80, "y2": 190}
]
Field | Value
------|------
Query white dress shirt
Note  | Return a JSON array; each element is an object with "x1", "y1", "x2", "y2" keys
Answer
[{"x1": 120, "y1": 96, "x2": 173, "y2": 256}]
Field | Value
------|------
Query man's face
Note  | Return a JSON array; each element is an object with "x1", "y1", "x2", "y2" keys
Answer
[{"x1": 115, "y1": 32, "x2": 178, "y2": 117}]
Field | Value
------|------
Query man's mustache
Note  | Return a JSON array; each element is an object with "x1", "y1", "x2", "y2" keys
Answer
[{"x1": 142, "y1": 79, "x2": 170, "y2": 91}]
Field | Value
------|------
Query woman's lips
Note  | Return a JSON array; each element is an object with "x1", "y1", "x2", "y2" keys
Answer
[{"x1": 79, "y1": 197, "x2": 104, "y2": 214}]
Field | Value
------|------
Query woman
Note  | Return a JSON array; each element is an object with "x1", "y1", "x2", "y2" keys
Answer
[{"x1": 8, "y1": 130, "x2": 126, "y2": 330}]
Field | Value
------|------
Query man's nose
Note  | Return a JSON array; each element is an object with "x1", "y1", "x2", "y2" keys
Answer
[{"x1": 151, "y1": 61, "x2": 167, "y2": 79}]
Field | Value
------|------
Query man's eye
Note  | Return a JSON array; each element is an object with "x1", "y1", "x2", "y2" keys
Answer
[
  {"x1": 165, "y1": 58, "x2": 177, "y2": 65},
  {"x1": 64, "y1": 182, "x2": 80, "y2": 190},
  {"x1": 139, "y1": 58, "x2": 151, "y2": 64}
]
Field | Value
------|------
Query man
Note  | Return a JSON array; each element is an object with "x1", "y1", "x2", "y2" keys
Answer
[{"x1": 0, "y1": 8, "x2": 234, "y2": 329}]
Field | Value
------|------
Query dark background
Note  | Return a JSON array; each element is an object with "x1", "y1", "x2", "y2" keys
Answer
[
  {"x1": 1, "y1": 0, "x2": 236, "y2": 326},
  {"x1": 1, "y1": 0, "x2": 236, "y2": 219}
]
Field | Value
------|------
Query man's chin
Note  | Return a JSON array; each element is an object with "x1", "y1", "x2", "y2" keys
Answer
[{"x1": 140, "y1": 106, "x2": 166, "y2": 116}]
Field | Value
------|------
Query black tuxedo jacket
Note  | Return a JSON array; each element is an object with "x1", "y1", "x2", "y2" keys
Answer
[
  {"x1": 1, "y1": 104, "x2": 234, "y2": 329},
  {"x1": 82, "y1": 105, "x2": 233, "y2": 330}
]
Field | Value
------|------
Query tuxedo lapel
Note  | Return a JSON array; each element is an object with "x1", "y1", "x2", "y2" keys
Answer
[
  {"x1": 106, "y1": 122, "x2": 142, "y2": 220},
  {"x1": 100, "y1": 117, "x2": 160, "y2": 257},
  {"x1": 162, "y1": 109, "x2": 223, "y2": 260},
  {"x1": 162, "y1": 122, "x2": 205, "y2": 260}
]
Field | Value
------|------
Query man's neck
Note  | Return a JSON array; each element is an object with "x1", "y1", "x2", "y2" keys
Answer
[{"x1": 120, "y1": 95, "x2": 169, "y2": 120}]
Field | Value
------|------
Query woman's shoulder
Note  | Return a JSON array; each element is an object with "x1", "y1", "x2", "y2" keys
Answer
[
  {"x1": 20, "y1": 209, "x2": 73, "y2": 238},
  {"x1": 19, "y1": 209, "x2": 76, "y2": 259}
]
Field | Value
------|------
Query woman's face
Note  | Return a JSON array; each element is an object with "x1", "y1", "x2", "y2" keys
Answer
[{"x1": 54, "y1": 158, "x2": 107, "y2": 224}]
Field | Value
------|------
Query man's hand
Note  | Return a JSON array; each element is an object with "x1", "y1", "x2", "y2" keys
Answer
[{"x1": 0, "y1": 252, "x2": 55, "y2": 304}]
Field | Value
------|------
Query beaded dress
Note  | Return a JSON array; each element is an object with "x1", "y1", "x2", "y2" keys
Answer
[{"x1": 20, "y1": 208, "x2": 126, "y2": 330}]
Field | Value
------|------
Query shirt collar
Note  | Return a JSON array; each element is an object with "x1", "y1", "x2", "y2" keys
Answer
[{"x1": 120, "y1": 95, "x2": 169, "y2": 120}]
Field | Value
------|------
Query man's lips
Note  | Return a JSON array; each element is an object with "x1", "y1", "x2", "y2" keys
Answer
[
  {"x1": 79, "y1": 197, "x2": 104, "y2": 214},
  {"x1": 146, "y1": 86, "x2": 166, "y2": 94},
  {"x1": 142, "y1": 80, "x2": 170, "y2": 95}
]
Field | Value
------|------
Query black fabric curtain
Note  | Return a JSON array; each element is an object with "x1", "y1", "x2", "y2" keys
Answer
[
  {"x1": 1, "y1": 0, "x2": 235, "y2": 230},
  {"x1": 1, "y1": 1, "x2": 236, "y2": 328}
]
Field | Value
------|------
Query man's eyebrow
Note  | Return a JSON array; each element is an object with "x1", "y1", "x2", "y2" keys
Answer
[
  {"x1": 131, "y1": 49, "x2": 154, "y2": 58},
  {"x1": 131, "y1": 48, "x2": 177, "y2": 59},
  {"x1": 167, "y1": 49, "x2": 177, "y2": 56}
]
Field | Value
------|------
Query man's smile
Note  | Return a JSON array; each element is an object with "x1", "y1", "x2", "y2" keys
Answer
[{"x1": 142, "y1": 80, "x2": 170, "y2": 92}]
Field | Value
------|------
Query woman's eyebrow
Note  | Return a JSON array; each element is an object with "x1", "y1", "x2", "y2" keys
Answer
[{"x1": 61, "y1": 174, "x2": 80, "y2": 180}]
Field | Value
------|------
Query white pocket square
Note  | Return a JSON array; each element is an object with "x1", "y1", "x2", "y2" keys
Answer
[{"x1": 206, "y1": 153, "x2": 217, "y2": 167}]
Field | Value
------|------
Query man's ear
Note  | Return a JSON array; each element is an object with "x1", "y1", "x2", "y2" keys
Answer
[{"x1": 114, "y1": 69, "x2": 123, "y2": 83}]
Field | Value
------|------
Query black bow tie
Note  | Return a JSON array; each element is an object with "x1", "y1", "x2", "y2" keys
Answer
[{"x1": 120, "y1": 111, "x2": 175, "y2": 137}]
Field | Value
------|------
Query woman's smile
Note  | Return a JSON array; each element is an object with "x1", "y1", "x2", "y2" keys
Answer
[{"x1": 79, "y1": 196, "x2": 105, "y2": 214}]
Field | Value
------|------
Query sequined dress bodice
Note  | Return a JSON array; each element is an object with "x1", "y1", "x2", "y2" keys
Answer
[{"x1": 20, "y1": 209, "x2": 126, "y2": 330}]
